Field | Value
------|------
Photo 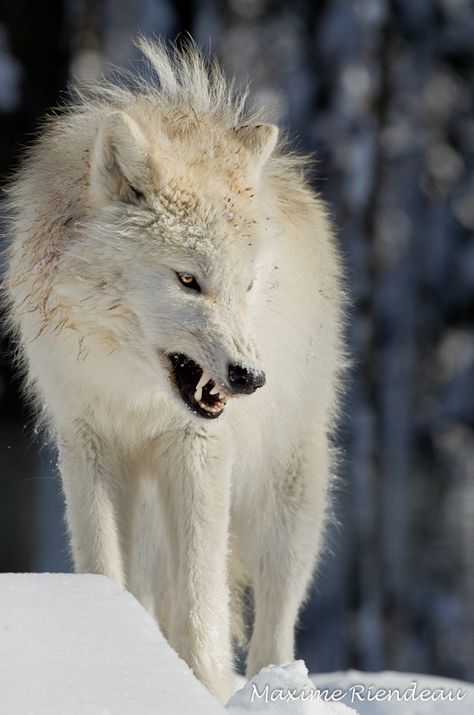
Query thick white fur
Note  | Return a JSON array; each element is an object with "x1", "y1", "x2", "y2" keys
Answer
[{"x1": 4, "y1": 41, "x2": 346, "y2": 702}]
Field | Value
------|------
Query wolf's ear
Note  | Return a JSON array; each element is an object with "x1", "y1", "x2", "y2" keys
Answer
[
  {"x1": 233, "y1": 123, "x2": 278, "y2": 177},
  {"x1": 90, "y1": 111, "x2": 151, "y2": 206}
]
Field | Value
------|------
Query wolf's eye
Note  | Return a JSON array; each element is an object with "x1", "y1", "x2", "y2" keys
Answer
[{"x1": 177, "y1": 272, "x2": 201, "y2": 292}]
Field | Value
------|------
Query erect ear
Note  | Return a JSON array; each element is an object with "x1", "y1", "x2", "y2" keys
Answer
[
  {"x1": 90, "y1": 111, "x2": 151, "y2": 206},
  {"x1": 233, "y1": 123, "x2": 278, "y2": 178}
]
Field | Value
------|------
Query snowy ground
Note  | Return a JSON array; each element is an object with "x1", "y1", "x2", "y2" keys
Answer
[
  {"x1": 310, "y1": 671, "x2": 472, "y2": 715},
  {"x1": 0, "y1": 574, "x2": 472, "y2": 714},
  {"x1": 228, "y1": 664, "x2": 473, "y2": 714},
  {"x1": 0, "y1": 573, "x2": 222, "y2": 715}
]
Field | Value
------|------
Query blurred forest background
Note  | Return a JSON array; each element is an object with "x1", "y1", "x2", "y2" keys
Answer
[{"x1": 0, "y1": 0, "x2": 473, "y2": 683}]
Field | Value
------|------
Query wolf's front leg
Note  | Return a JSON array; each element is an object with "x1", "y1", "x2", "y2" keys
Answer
[
  {"x1": 160, "y1": 429, "x2": 233, "y2": 703},
  {"x1": 244, "y1": 435, "x2": 331, "y2": 678},
  {"x1": 58, "y1": 421, "x2": 127, "y2": 587}
]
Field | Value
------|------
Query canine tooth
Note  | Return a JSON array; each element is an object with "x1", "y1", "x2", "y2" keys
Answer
[
  {"x1": 194, "y1": 370, "x2": 210, "y2": 402},
  {"x1": 210, "y1": 385, "x2": 231, "y2": 399}
]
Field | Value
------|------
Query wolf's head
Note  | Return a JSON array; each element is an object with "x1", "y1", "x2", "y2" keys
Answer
[{"x1": 79, "y1": 52, "x2": 279, "y2": 420}]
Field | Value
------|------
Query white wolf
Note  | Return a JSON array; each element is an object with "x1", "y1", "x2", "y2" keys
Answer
[{"x1": 4, "y1": 41, "x2": 345, "y2": 702}]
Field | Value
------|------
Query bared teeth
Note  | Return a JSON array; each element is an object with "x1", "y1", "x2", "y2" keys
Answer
[
  {"x1": 194, "y1": 370, "x2": 210, "y2": 402},
  {"x1": 194, "y1": 372, "x2": 231, "y2": 410},
  {"x1": 209, "y1": 384, "x2": 230, "y2": 402},
  {"x1": 198, "y1": 399, "x2": 224, "y2": 413}
]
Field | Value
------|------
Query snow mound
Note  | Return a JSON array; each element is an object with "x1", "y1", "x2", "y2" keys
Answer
[
  {"x1": 227, "y1": 661, "x2": 356, "y2": 714},
  {"x1": 0, "y1": 573, "x2": 223, "y2": 714}
]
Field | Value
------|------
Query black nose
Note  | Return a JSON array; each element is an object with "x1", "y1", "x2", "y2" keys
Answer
[{"x1": 228, "y1": 364, "x2": 266, "y2": 394}]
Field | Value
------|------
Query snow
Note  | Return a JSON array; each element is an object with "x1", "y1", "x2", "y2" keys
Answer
[
  {"x1": 0, "y1": 573, "x2": 472, "y2": 714},
  {"x1": 227, "y1": 666, "x2": 474, "y2": 714},
  {"x1": 227, "y1": 662, "x2": 355, "y2": 714},
  {"x1": 0, "y1": 573, "x2": 223, "y2": 715},
  {"x1": 311, "y1": 671, "x2": 473, "y2": 715}
]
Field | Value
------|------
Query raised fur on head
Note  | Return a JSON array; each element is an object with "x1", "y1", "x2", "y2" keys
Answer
[{"x1": 3, "y1": 39, "x2": 346, "y2": 703}]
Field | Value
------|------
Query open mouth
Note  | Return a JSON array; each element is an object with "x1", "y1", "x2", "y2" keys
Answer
[{"x1": 168, "y1": 353, "x2": 231, "y2": 419}]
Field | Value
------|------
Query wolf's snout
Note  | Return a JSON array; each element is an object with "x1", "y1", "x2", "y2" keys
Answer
[{"x1": 228, "y1": 364, "x2": 266, "y2": 395}]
